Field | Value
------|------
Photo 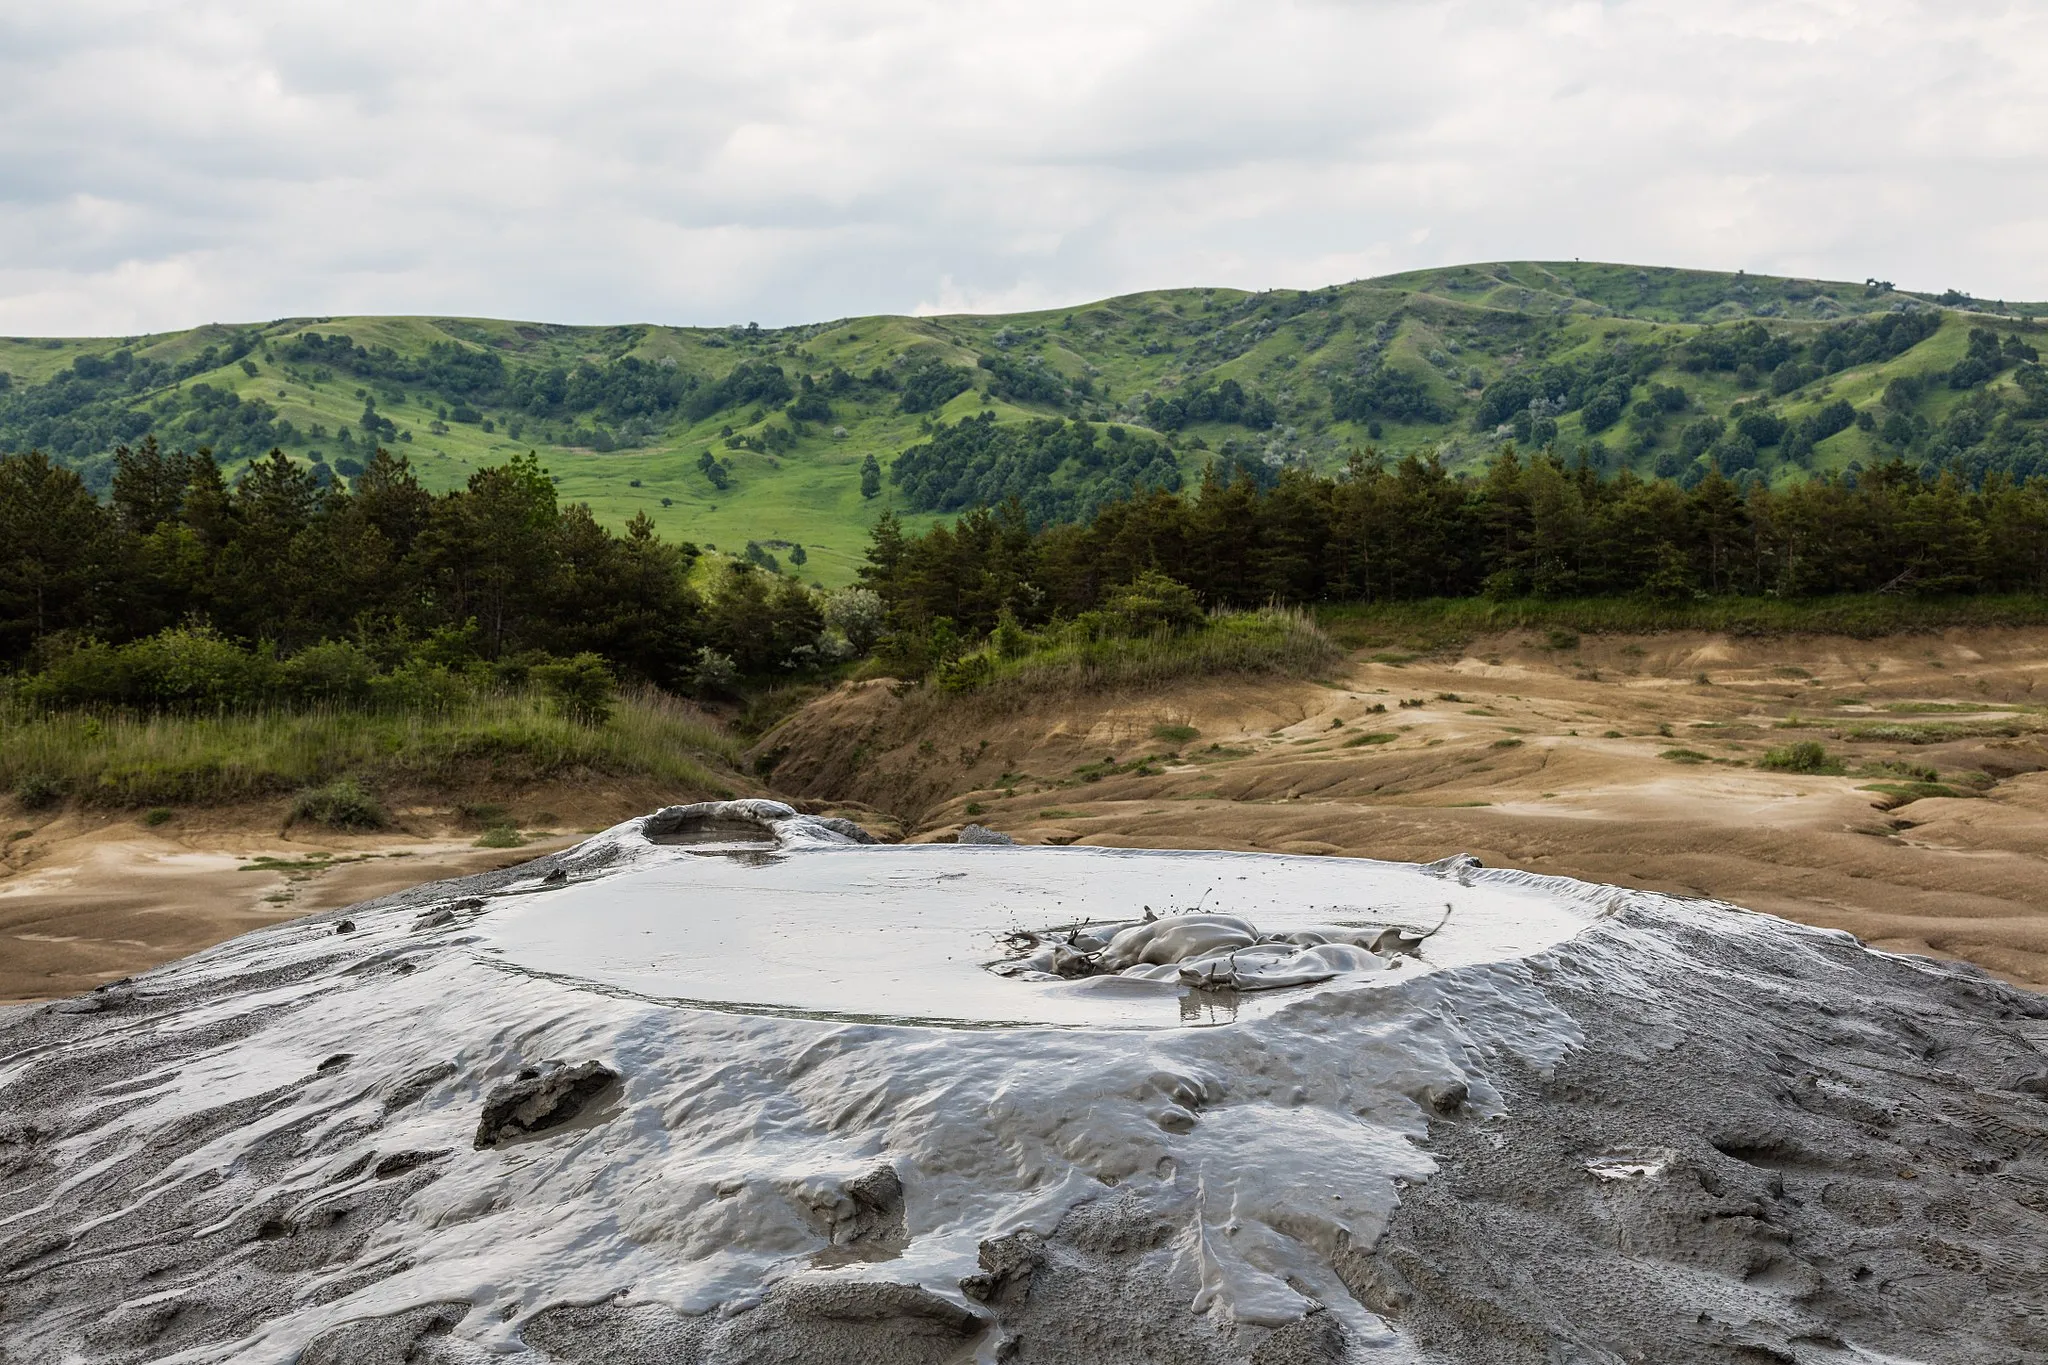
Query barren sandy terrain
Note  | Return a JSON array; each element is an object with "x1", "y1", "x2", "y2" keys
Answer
[
  {"x1": 11, "y1": 626, "x2": 2048, "y2": 1001},
  {"x1": 0, "y1": 783, "x2": 683, "y2": 1002},
  {"x1": 764, "y1": 627, "x2": 2048, "y2": 991}
]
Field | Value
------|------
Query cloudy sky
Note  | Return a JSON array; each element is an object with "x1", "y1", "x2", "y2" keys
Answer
[{"x1": 2, "y1": 1, "x2": 2044, "y2": 335}]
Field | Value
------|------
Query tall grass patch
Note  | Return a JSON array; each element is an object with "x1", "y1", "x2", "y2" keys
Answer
[
  {"x1": 935, "y1": 607, "x2": 1342, "y2": 701},
  {"x1": 1757, "y1": 741, "x2": 1844, "y2": 775},
  {"x1": 0, "y1": 685, "x2": 740, "y2": 810}
]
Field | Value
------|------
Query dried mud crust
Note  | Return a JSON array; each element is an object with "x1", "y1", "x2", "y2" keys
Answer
[
  {"x1": 0, "y1": 818, "x2": 2044, "y2": 1364},
  {"x1": 1355, "y1": 907, "x2": 2048, "y2": 1364}
]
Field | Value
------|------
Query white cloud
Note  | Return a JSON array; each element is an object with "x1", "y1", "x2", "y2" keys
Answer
[{"x1": 0, "y1": 0, "x2": 2043, "y2": 334}]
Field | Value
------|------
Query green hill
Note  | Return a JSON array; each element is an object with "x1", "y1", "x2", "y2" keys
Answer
[{"x1": 4, "y1": 262, "x2": 2044, "y2": 585}]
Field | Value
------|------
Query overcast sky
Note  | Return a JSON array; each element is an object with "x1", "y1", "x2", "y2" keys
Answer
[{"x1": 2, "y1": 1, "x2": 2044, "y2": 335}]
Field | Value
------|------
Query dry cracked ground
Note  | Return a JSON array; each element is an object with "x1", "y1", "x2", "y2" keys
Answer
[{"x1": 9, "y1": 626, "x2": 2048, "y2": 1000}]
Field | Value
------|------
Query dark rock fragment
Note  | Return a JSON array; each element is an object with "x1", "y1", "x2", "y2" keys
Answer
[
  {"x1": 334, "y1": 919, "x2": 356, "y2": 934},
  {"x1": 961, "y1": 1229, "x2": 1044, "y2": 1306},
  {"x1": 1423, "y1": 1081, "x2": 1469, "y2": 1115},
  {"x1": 412, "y1": 897, "x2": 486, "y2": 932},
  {"x1": 473, "y1": 1060, "x2": 619, "y2": 1149},
  {"x1": 49, "y1": 981, "x2": 136, "y2": 1015},
  {"x1": 845, "y1": 1163, "x2": 906, "y2": 1237}
]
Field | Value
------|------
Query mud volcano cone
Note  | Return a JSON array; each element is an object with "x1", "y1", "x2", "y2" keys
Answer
[{"x1": 3, "y1": 800, "x2": 2044, "y2": 1363}]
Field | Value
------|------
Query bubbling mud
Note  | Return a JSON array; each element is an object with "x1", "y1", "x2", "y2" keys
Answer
[{"x1": 990, "y1": 910, "x2": 1434, "y2": 992}]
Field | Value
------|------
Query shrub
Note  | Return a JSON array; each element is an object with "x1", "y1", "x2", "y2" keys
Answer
[
  {"x1": 1659, "y1": 748, "x2": 1711, "y2": 764},
  {"x1": 935, "y1": 652, "x2": 995, "y2": 693},
  {"x1": 281, "y1": 640, "x2": 378, "y2": 704},
  {"x1": 823, "y1": 587, "x2": 886, "y2": 655},
  {"x1": 289, "y1": 778, "x2": 388, "y2": 830},
  {"x1": 1106, "y1": 572, "x2": 1204, "y2": 635},
  {"x1": 533, "y1": 653, "x2": 616, "y2": 726},
  {"x1": 1860, "y1": 760, "x2": 1939, "y2": 783},
  {"x1": 24, "y1": 628, "x2": 278, "y2": 710},
  {"x1": 142, "y1": 807, "x2": 175, "y2": 826},
  {"x1": 14, "y1": 774, "x2": 63, "y2": 811},
  {"x1": 1152, "y1": 723, "x2": 1200, "y2": 744},
  {"x1": 368, "y1": 658, "x2": 474, "y2": 712},
  {"x1": 473, "y1": 825, "x2": 524, "y2": 848},
  {"x1": 690, "y1": 647, "x2": 740, "y2": 698},
  {"x1": 1757, "y1": 741, "x2": 1841, "y2": 774}
]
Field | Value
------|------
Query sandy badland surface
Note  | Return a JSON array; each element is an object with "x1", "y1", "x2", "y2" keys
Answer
[
  {"x1": 762, "y1": 626, "x2": 2048, "y2": 993},
  {"x1": 0, "y1": 775, "x2": 721, "y2": 1003},
  {"x1": 9, "y1": 626, "x2": 2048, "y2": 1001}
]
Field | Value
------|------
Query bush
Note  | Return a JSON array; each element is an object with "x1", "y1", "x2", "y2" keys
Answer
[
  {"x1": 367, "y1": 658, "x2": 474, "y2": 712},
  {"x1": 14, "y1": 774, "x2": 63, "y2": 811},
  {"x1": 1107, "y1": 572, "x2": 1205, "y2": 635},
  {"x1": 689, "y1": 647, "x2": 740, "y2": 698},
  {"x1": 281, "y1": 640, "x2": 378, "y2": 704},
  {"x1": 823, "y1": 587, "x2": 886, "y2": 655},
  {"x1": 1757, "y1": 741, "x2": 1840, "y2": 774},
  {"x1": 935, "y1": 652, "x2": 995, "y2": 693},
  {"x1": 288, "y1": 778, "x2": 388, "y2": 830},
  {"x1": 533, "y1": 652, "x2": 616, "y2": 726},
  {"x1": 24, "y1": 628, "x2": 278, "y2": 710}
]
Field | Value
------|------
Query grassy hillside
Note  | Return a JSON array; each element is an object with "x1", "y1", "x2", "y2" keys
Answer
[{"x1": 4, "y1": 263, "x2": 2044, "y2": 585}]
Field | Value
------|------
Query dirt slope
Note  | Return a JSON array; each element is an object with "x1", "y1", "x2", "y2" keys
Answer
[{"x1": 760, "y1": 627, "x2": 2048, "y2": 989}]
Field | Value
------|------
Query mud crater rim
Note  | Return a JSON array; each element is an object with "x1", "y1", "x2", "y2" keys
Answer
[{"x1": 473, "y1": 825, "x2": 1604, "y2": 1030}]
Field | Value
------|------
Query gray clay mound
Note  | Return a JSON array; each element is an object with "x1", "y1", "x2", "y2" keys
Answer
[{"x1": 2, "y1": 800, "x2": 2046, "y2": 1364}]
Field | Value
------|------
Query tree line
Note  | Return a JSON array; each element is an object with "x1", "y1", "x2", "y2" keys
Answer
[
  {"x1": 0, "y1": 441, "x2": 830, "y2": 694},
  {"x1": 858, "y1": 448, "x2": 2048, "y2": 645}
]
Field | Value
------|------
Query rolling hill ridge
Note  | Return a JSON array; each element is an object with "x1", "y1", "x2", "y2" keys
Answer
[{"x1": 4, "y1": 261, "x2": 2044, "y2": 584}]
